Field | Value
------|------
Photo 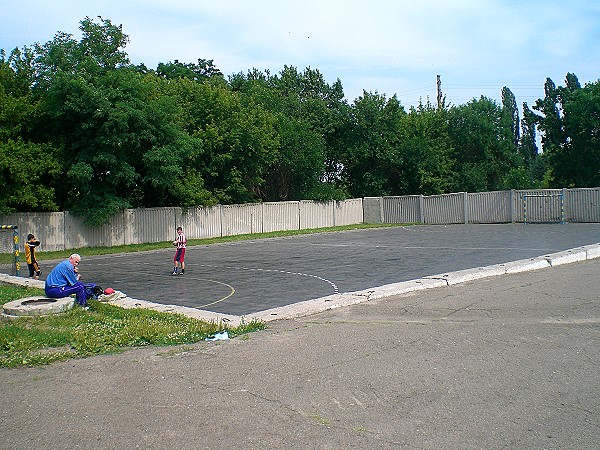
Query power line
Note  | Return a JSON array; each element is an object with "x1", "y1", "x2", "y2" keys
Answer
[{"x1": 444, "y1": 84, "x2": 541, "y2": 89}]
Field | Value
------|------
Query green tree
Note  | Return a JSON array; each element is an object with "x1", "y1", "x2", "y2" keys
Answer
[
  {"x1": 535, "y1": 74, "x2": 600, "y2": 187},
  {"x1": 533, "y1": 78, "x2": 564, "y2": 159},
  {"x1": 0, "y1": 140, "x2": 61, "y2": 213},
  {"x1": 338, "y1": 91, "x2": 406, "y2": 197},
  {"x1": 156, "y1": 59, "x2": 223, "y2": 82},
  {"x1": 448, "y1": 96, "x2": 520, "y2": 191},
  {"x1": 518, "y1": 102, "x2": 538, "y2": 166},
  {"x1": 33, "y1": 16, "x2": 130, "y2": 89},
  {"x1": 501, "y1": 87, "x2": 520, "y2": 149},
  {"x1": 398, "y1": 101, "x2": 454, "y2": 195},
  {"x1": 30, "y1": 17, "x2": 216, "y2": 224},
  {"x1": 230, "y1": 66, "x2": 349, "y2": 201},
  {"x1": 0, "y1": 48, "x2": 61, "y2": 213},
  {"x1": 178, "y1": 77, "x2": 280, "y2": 204}
]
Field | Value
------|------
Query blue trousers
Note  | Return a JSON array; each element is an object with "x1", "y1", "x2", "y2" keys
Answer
[{"x1": 45, "y1": 282, "x2": 87, "y2": 306}]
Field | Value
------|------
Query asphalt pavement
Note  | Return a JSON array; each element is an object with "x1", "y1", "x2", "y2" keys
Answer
[
  {"x1": 1, "y1": 254, "x2": 599, "y2": 449},
  {"x1": 73, "y1": 223, "x2": 600, "y2": 316}
]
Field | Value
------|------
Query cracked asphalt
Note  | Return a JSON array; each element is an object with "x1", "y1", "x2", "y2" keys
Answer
[
  {"x1": 1, "y1": 223, "x2": 599, "y2": 448},
  {"x1": 1, "y1": 257, "x2": 599, "y2": 448},
  {"x1": 71, "y1": 223, "x2": 600, "y2": 315}
]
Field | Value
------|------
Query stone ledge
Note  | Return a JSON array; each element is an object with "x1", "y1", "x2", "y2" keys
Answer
[
  {"x1": 0, "y1": 273, "x2": 45, "y2": 288},
  {"x1": 544, "y1": 249, "x2": 587, "y2": 266}
]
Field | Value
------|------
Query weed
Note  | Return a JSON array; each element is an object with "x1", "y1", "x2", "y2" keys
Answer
[{"x1": 309, "y1": 414, "x2": 332, "y2": 426}]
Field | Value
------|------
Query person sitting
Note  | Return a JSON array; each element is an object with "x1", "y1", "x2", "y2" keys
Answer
[{"x1": 45, "y1": 254, "x2": 87, "y2": 306}]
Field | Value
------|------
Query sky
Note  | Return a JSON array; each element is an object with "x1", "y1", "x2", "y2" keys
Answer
[{"x1": 1, "y1": 0, "x2": 599, "y2": 111}]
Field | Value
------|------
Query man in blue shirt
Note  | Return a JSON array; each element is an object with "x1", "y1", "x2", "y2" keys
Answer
[{"x1": 45, "y1": 254, "x2": 87, "y2": 306}]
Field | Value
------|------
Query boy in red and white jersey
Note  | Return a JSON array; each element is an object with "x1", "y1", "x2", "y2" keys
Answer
[{"x1": 172, "y1": 227, "x2": 186, "y2": 275}]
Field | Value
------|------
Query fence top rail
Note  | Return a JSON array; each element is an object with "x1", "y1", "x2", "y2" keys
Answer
[{"x1": 523, "y1": 194, "x2": 564, "y2": 198}]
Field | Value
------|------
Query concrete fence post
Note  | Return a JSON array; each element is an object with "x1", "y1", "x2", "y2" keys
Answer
[{"x1": 509, "y1": 189, "x2": 516, "y2": 223}]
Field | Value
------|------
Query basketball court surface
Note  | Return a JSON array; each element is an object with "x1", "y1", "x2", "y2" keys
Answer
[{"x1": 67, "y1": 223, "x2": 600, "y2": 316}]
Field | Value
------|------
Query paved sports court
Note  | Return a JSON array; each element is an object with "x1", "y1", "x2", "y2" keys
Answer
[{"x1": 78, "y1": 223, "x2": 600, "y2": 316}]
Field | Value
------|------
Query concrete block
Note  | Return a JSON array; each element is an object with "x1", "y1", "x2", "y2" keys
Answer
[
  {"x1": 3, "y1": 296, "x2": 74, "y2": 317},
  {"x1": 502, "y1": 257, "x2": 551, "y2": 274},
  {"x1": 0, "y1": 274, "x2": 45, "y2": 289},
  {"x1": 251, "y1": 293, "x2": 362, "y2": 323},
  {"x1": 543, "y1": 249, "x2": 587, "y2": 266},
  {"x1": 425, "y1": 265, "x2": 507, "y2": 285},
  {"x1": 583, "y1": 243, "x2": 600, "y2": 259},
  {"x1": 353, "y1": 278, "x2": 448, "y2": 300}
]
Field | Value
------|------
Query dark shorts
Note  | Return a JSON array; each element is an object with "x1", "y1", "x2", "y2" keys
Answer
[
  {"x1": 28, "y1": 261, "x2": 41, "y2": 277},
  {"x1": 174, "y1": 248, "x2": 186, "y2": 263}
]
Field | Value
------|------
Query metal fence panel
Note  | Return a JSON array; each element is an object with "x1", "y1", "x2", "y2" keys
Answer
[
  {"x1": 526, "y1": 195, "x2": 563, "y2": 223},
  {"x1": 515, "y1": 189, "x2": 563, "y2": 223},
  {"x1": 125, "y1": 207, "x2": 178, "y2": 244},
  {"x1": 566, "y1": 188, "x2": 600, "y2": 222},
  {"x1": 468, "y1": 191, "x2": 512, "y2": 223},
  {"x1": 221, "y1": 203, "x2": 262, "y2": 236},
  {"x1": 334, "y1": 198, "x2": 364, "y2": 226},
  {"x1": 65, "y1": 211, "x2": 128, "y2": 249},
  {"x1": 424, "y1": 193, "x2": 464, "y2": 224},
  {"x1": 179, "y1": 205, "x2": 222, "y2": 239},
  {"x1": 382, "y1": 196, "x2": 421, "y2": 223},
  {"x1": 300, "y1": 201, "x2": 334, "y2": 229},
  {"x1": 1, "y1": 212, "x2": 65, "y2": 252},
  {"x1": 263, "y1": 201, "x2": 300, "y2": 232}
]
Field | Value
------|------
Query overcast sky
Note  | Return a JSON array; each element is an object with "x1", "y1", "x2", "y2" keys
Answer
[{"x1": 2, "y1": 0, "x2": 599, "y2": 110}]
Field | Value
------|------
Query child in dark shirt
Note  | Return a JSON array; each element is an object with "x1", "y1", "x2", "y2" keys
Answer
[{"x1": 25, "y1": 233, "x2": 41, "y2": 279}]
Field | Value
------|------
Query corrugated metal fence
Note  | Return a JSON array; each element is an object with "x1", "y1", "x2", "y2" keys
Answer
[
  {"x1": 1, "y1": 189, "x2": 598, "y2": 253},
  {"x1": 0, "y1": 199, "x2": 364, "y2": 252},
  {"x1": 364, "y1": 188, "x2": 600, "y2": 225}
]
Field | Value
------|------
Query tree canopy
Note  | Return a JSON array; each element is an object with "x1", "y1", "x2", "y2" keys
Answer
[{"x1": 1, "y1": 17, "x2": 598, "y2": 224}]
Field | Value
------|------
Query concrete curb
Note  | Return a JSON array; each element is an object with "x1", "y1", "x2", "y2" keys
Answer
[
  {"x1": 1, "y1": 243, "x2": 599, "y2": 327},
  {"x1": 106, "y1": 295, "x2": 240, "y2": 326},
  {"x1": 0, "y1": 274, "x2": 45, "y2": 288},
  {"x1": 249, "y1": 242, "x2": 600, "y2": 324}
]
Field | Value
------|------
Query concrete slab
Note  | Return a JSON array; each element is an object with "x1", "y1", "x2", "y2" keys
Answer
[
  {"x1": 2, "y1": 296, "x2": 74, "y2": 317},
  {"x1": 424, "y1": 265, "x2": 507, "y2": 285},
  {"x1": 543, "y1": 248, "x2": 588, "y2": 266},
  {"x1": 501, "y1": 256, "x2": 551, "y2": 273},
  {"x1": 584, "y1": 243, "x2": 600, "y2": 259},
  {"x1": 0, "y1": 273, "x2": 44, "y2": 289}
]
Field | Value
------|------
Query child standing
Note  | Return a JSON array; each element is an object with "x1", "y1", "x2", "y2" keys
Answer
[
  {"x1": 172, "y1": 227, "x2": 186, "y2": 275},
  {"x1": 25, "y1": 233, "x2": 42, "y2": 279}
]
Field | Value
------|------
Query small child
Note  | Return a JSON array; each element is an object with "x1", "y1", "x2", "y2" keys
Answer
[
  {"x1": 172, "y1": 226, "x2": 186, "y2": 275},
  {"x1": 25, "y1": 233, "x2": 42, "y2": 279}
]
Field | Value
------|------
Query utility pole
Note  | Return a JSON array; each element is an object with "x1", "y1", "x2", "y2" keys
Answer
[{"x1": 436, "y1": 74, "x2": 442, "y2": 110}]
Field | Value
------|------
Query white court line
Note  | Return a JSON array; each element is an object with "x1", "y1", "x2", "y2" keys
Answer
[
  {"x1": 195, "y1": 263, "x2": 339, "y2": 294},
  {"x1": 302, "y1": 243, "x2": 561, "y2": 251}
]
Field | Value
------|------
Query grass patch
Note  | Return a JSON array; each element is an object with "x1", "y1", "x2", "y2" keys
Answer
[{"x1": 0, "y1": 284, "x2": 265, "y2": 368}]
